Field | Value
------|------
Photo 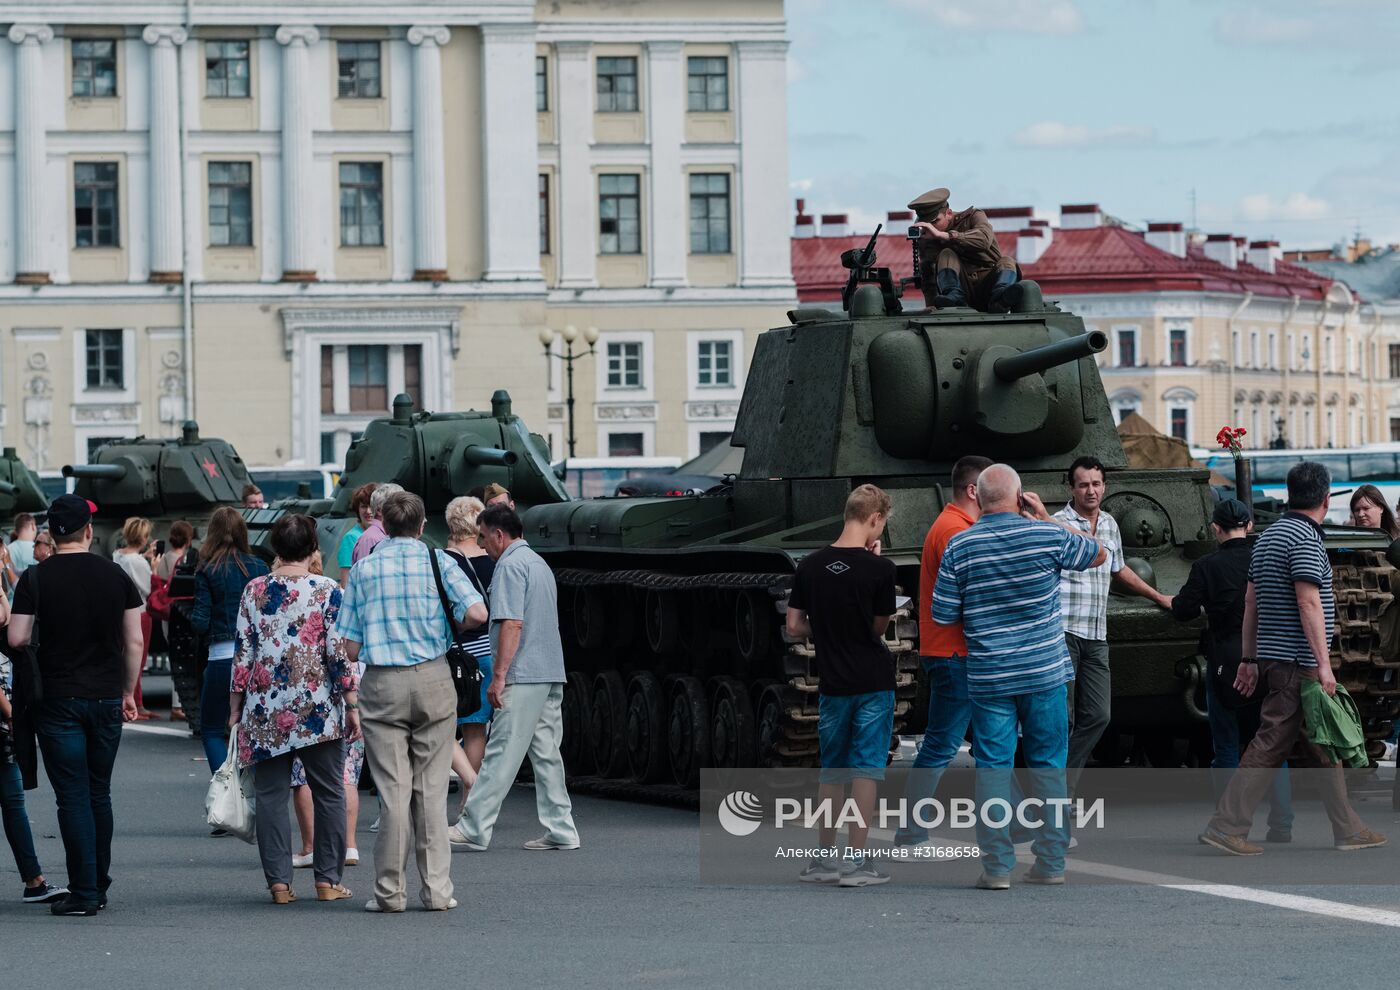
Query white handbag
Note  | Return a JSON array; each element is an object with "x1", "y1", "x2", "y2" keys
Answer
[{"x1": 205, "y1": 727, "x2": 256, "y2": 843}]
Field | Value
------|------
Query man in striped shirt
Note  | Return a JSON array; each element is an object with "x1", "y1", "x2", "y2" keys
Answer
[
  {"x1": 933, "y1": 464, "x2": 1105, "y2": 888},
  {"x1": 1200, "y1": 461, "x2": 1386, "y2": 856}
]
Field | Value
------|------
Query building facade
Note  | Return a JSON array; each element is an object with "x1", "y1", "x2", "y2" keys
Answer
[
  {"x1": 0, "y1": 0, "x2": 793, "y2": 472},
  {"x1": 793, "y1": 204, "x2": 1398, "y2": 452}
]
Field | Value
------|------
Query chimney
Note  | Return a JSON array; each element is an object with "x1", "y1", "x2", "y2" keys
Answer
[
  {"x1": 1145, "y1": 222, "x2": 1186, "y2": 258},
  {"x1": 819, "y1": 213, "x2": 849, "y2": 237},
  {"x1": 1204, "y1": 233, "x2": 1236, "y2": 269},
  {"x1": 1017, "y1": 227, "x2": 1049, "y2": 265},
  {"x1": 1059, "y1": 203, "x2": 1101, "y2": 229},
  {"x1": 886, "y1": 210, "x2": 914, "y2": 232},
  {"x1": 793, "y1": 199, "x2": 814, "y2": 238},
  {"x1": 984, "y1": 206, "x2": 1035, "y2": 233},
  {"x1": 1234, "y1": 236, "x2": 1247, "y2": 264},
  {"x1": 1249, "y1": 240, "x2": 1281, "y2": 274}
]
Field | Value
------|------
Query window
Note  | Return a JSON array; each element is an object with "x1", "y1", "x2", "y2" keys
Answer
[
  {"x1": 404, "y1": 345, "x2": 423, "y2": 409},
  {"x1": 320, "y1": 432, "x2": 337, "y2": 465},
  {"x1": 208, "y1": 162, "x2": 252, "y2": 246},
  {"x1": 536, "y1": 55, "x2": 548, "y2": 112},
  {"x1": 1391, "y1": 418, "x2": 1400, "y2": 443},
  {"x1": 687, "y1": 56, "x2": 728, "y2": 111},
  {"x1": 1169, "y1": 407, "x2": 1189, "y2": 441},
  {"x1": 608, "y1": 432, "x2": 644, "y2": 457},
  {"x1": 1268, "y1": 331, "x2": 1278, "y2": 369},
  {"x1": 698, "y1": 431, "x2": 729, "y2": 455},
  {"x1": 85, "y1": 330, "x2": 124, "y2": 389},
  {"x1": 1168, "y1": 328, "x2": 1188, "y2": 367},
  {"x1": 74, "y1": 162, "x2": 119, "y2": 247},
  {"x1": 1116, "y1": 328, "x2": 1136, "y2": 367},
  {"x1": 1351, "y1": 453, "x2": 1398, "y2": 481},
  {"x1": 337, "y1": 41, "x2": 381, "y2": 99},
  {"x1": 339, "y1": 162, "x2": 384, "y2": 247},
  {"x1": 1388, "y1": 344, "x2": 1400, "y2": 379},
  {"x1": 697, "y1": 340, "x2": 733, "y2": 387},
  {"x1": 86, "y1": 436, "x2": 123, "y2": 461},
  {"x1": 607, "y1": 342, "x2": 642, "y2": 388},
  {"x1": 347, "y1": 345, "x2": 388, "y2": 412},
  {"x1": 1249, "y1": 331, "x2": 1259, "y2": 369},
  {"x1": 319, "y1": 347, "x2": 334, "y2": 413},
  {"x1": 598, "y1": 174, "x2": 640, "y2": 254},
  {"x1": 538, "y1": 174, "x2": 550, "y2": 255},
  {"x1": 205, "y1": 40, "x2": 250, "y2": 98},
  {"x1": 689, "y1": 174, "x2": 731, "y2": 254},
  {"x1": 72, "y1": 39, "x2": 117, "y2": 97},
  {"x1": 596, "y1": 56, "x2": 638, "y2": 112}
]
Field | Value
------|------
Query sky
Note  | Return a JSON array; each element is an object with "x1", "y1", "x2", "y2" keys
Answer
[{"x1": 785, "y1": 0, "x2": 1400, "y2": 251}]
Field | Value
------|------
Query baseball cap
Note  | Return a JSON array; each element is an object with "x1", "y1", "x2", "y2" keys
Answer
[
  {"x1": 1212, "y1": 498, "x2": 1251, "y2": 529},
  {"x1": 47, "y1": 493, "x2": 94, "y2": 536}
]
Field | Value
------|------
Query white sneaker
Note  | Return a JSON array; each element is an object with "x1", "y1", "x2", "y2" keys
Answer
[
  {"x1": 448, "y1": 820, "x2": 486, "y2": 850},
  {"x1": 427, "y1": 897, "x2": 459, "y2": 911},
  {"x1": 292, "y1": 852, "x2": 313, "y2": 869},
  {"x1": 368, "y1": 817, "x2": 380, "y2": 834},
  {"x1": 522, "y1": 835, "x2": 580, "y2": 851},
  {"x1": 344, "y1": 847, "x2": 359, "y2": 866}
]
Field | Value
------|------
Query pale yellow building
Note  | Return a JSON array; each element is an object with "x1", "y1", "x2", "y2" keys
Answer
[{"x1": 0, "y1": 0, "x2": 793, "y2": 473}]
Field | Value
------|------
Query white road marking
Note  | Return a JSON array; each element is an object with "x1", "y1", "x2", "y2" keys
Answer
[{"x1": 122, "y1": 721, "x2": 190, "y2": 737}]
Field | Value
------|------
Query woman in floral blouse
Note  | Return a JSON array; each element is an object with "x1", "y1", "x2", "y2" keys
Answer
[{"x1": 230, "y1": 514, "x2": 360, "y2": 905}]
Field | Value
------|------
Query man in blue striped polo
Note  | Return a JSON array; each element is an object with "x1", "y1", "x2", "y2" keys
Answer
[{"x1": 932, "y1": 463, "x2": 1105, "y2": 889}]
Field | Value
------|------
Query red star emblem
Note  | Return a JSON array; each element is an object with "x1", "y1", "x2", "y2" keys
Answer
[{"x1": 201, "y1": 457, "x2": 220, "y2": 478}]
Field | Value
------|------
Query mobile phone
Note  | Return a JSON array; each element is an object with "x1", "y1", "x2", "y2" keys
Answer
[
  {"x1": 155, "y1": 539, "x2": 166, "y2": 555},
  {"x1": 895, "y1": 595, "x2": 912, "y2": 610}
]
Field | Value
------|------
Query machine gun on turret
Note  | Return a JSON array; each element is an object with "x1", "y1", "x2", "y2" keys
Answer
[{"x1": 840, "y1": 225, "x2": 903, "y2": 316}]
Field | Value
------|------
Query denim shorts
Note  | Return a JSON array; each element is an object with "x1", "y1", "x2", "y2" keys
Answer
[{"x1": 817, "y1": 690, "x2": 896, "y2": 784}]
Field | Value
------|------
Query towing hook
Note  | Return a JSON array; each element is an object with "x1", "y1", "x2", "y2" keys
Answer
[{"x1": 1175, "y1": 656, "x2": 1209, "y2": 722}]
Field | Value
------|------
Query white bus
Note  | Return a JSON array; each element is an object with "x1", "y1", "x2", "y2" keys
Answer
[{"x1": 1193, "y1": 444, "x2": 1400, "y2": 523}]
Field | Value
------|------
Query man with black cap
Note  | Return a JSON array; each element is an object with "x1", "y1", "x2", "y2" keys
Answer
[
  {"x1": 1164, "y1": 498, "x2": 1292, "y2": 839},
  {"x1": 908, "y1": 187, "x2": 1020, "y2": 312},
  {"x1": 7, "y1": 494, "x2": 145, "y2": 917}
]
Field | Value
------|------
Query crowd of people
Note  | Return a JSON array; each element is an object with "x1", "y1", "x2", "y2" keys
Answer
[
  {"x1": 0, "y1": 477, "x2": 576, "y2": 916},
  {"x1": 794, "y1": 457, "x2": 1391, "y2": 890}
]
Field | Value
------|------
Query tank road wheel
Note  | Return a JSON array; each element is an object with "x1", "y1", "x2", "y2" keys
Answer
[
  {"x1": 588, "y1": 671, "x2": 629, "y2": 778},
  {"x1": 644, "y1": 589, "x2": 682, "y2": 655},
  {"x1": 755, "y1": 683, "x2": 787, "y2": 768},
  {"x1": 624, "y1": 672, "x2": 666, "y2": 782},
  {"x1": 710, "y1": 676, "x2": 756, "y2": 769},
  {"x1": 561, "y1": 671, "x2": 594, "y2": 775},
  {"x1": 668, "y1": 676, "x2": 711, "y2": 788},
  {"x1": 734, "y1": 589, "x2": 774, "y2": 665},
  {"x1": 573, "y1": 587, "x2": 609, "y2": 650}
]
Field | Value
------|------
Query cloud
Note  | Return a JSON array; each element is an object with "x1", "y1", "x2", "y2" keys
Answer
[
  {"x1": 790, "y1": 178, "x2": 814, "y2": 193},
  {"x1": 1010, "y1": 121, "x2": 1156, "y2": 148},
  {"x1": 889, "y1": 0, "x2": 1084, "y2": 35},
  {"x1": 1237, "y1": 192, "x2": 1330, "y2": 221},
  {"x1": 1215, "y1": 10, "x2": 1312, "y2": 45}
]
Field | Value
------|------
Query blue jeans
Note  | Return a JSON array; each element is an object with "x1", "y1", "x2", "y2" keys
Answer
[
  {"x1": 817, "y1": 690, "x2": 896, "y2": 784},
  {"x1": 36, "y1": 698, "x2": 124, "y2": 904},
  {"x1": 0, "y1": 757, "x2": 43, "y2": 882},
  {"x1": 201, "y1": 659, "x2": 232, "y2": 771},
  {"x1": 895, "y1": 656, "x2": 972, "y2": 844},
  {"x1": 1204, "y1": 672, "x2": 1293, "y2": 832},
  {"x1": 970, "y1": 684, "x2": 1070, "y2": 877}
]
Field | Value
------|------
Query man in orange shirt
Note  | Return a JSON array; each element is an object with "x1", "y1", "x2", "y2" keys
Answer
[{"x1": 895, "y1": 455, "x2": 992, "y2": 846}]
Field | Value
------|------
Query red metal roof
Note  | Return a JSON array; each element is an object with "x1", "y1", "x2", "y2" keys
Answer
[{"x1": 791, "y1": 223, "x2": 1335, "y2": 302}]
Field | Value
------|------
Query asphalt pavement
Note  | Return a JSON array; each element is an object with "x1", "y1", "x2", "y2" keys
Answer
[{"x1": 4, "y1": 721, "x2": 1400, "y2": 989}]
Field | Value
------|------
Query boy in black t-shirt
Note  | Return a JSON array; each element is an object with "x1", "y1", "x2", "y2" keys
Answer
[{"x1": 785, "y1": 484, "x2": 897, "y2": 888}]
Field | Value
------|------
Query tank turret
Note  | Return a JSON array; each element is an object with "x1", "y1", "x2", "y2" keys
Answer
[
  {"x1": 0, "y1": 447, "x2": 48, "y2": 519},
  {"x1": 62, "y1": 423, "x2": 254, "y2": 553}
]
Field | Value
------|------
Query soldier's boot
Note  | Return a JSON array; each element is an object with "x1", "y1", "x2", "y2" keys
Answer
[
  {"x1": 931, "y1": 268, "x2": 968, "y2": 308},
  {"x1": 987, "y1": 269, "x2": 1023, "y2": 313}
]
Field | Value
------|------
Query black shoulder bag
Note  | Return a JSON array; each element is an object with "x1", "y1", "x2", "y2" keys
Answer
[{"x1": 428, "y1": 546, "x2": 482, "y2": 718}]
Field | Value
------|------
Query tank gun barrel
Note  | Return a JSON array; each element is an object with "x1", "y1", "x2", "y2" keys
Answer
[
  {"x1": 993, "y1": 330, "x2": 1107, "y2": 383},
  {"x1": 63, "y1": 463, "x2": 128, "y2": 481},
  {"x1": 462, "y1": 445, "x2": 519, "y2": 468},
  {"x1": 0, "y1": 481, "x2": 16, "y2": 496}
]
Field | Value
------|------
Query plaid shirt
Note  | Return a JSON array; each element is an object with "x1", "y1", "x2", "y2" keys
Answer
[
  {"x1": 1053, "y1": 504, "x2": 1123, "y2": 642},
  {"x1": 335, "y1": 538, "x2": 484, "y2": 667}
]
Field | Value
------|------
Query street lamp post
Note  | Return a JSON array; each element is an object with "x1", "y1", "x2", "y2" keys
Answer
[{"x1": 539, "y1": 324, "x2": 599, "y2": 458}]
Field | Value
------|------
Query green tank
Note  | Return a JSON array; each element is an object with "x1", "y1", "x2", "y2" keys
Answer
[
  {"x1": 0, "y1": 447, "x2": 50, "y2": 521},
  {"x1": 62, "y1": 421, "x2": 255, "y2": 554},
  {"x1": 523, "y1": 237, "x2": 1399, "y2": 784},
  {"x1": 243, "y1": 390, "x2": 568, "y2": 570}
]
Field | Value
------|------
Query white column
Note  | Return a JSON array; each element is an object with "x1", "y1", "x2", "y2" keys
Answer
[
  {"x1": 9, "y1": 24, "x2": 53, "y2": 284},
  {"x1": 407, "y1": 25, "x2": 450, "y2": 280},
  {"x1": 736, "y1": 40, "x2": 794, "y2": 288},
  {"x1": 554, "y1": 41, "x2": 595, "y2": 289},
  {"x1": 480, "y1": 23, "x2": 542, "y2": 282},
  {"x1": 143, "y1": 25, "x2": 188, "y2": 282},
  {"x1": 646, "y1": 41, "x2": 686, "y2": 288},
  {"x1": 276, "y1": 25, "x2": 320, "y2": 281}
]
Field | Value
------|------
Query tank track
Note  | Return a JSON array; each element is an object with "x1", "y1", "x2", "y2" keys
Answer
[
  {"x1": 553, "y1": 567, "x2": 920, "y2": 774},
  {"x1": 1329, "y1": 550, "x2": 1400, "y2": 760}
]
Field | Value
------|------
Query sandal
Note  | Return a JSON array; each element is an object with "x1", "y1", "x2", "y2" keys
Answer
[
  {"x1": 270, "y1": 885, "x2": 296, "y2": 905},
  {"x1": 316, "y1": 884, "x2": 353, "y2": 901}
]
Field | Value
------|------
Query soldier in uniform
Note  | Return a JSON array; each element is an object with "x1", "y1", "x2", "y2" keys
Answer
[{"x1": 909, "y1": 187, "x2": 1021, "y2": 312}]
